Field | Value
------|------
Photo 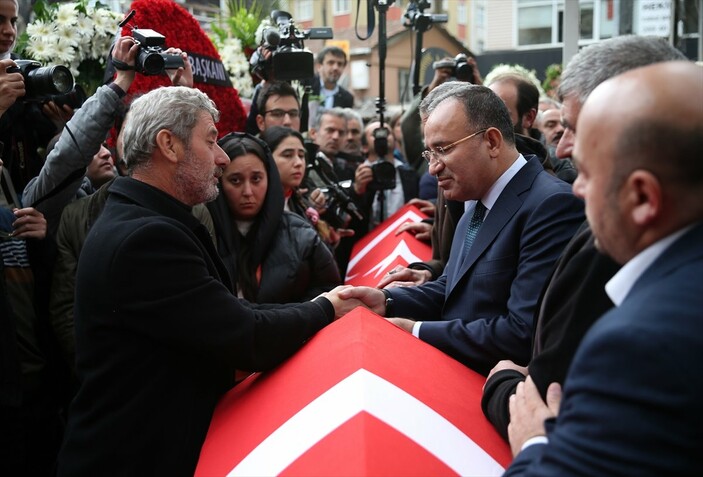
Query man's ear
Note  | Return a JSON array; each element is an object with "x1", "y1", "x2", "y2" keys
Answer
[
  {"x1": 522, "y1": 108, "x2": 538, "y2": 130},
  {"x1": 485, "y1": 127, "x2": 503, "y2": 157},
  {"x1": 309, "y1": 127, "x2": 317, "y2": 142},
  {"x1": 625, "y1": 170, "x2": 662, "y2": 227},
  {"x1": 256, "y1": 114, "x2": 266, "y2": 132},
  {"x1": 155, "y1": 129, "x2": 181, "y2": 164}
]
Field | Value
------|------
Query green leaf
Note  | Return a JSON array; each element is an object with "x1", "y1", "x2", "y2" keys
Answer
[{"x1": 31, "y1": 0, "x2": 53, "y2": 22}]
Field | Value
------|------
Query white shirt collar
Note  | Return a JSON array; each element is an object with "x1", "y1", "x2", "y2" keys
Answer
[
  {"x1": 605, "y1": 224, "x2": 695, "y2": 306},
  {"x1": 464, "y1": 154, "x2": 527, "y2": 216}
]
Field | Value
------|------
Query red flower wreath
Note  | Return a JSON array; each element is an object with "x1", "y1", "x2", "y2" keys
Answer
[{"x1": 121, "y1": 0, "x2": 246, "y2": 136}]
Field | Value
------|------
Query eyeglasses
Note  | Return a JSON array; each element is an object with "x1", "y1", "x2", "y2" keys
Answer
[
  {"x1": 422, "y1": 128, "x2": 488, "y2": 165},
  {"x1": 264, "y1": 109, "x2": 300, "y2": 119}
]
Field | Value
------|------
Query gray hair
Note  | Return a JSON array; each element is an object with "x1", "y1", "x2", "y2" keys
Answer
[
  {"x1": 311, "y1": 106, "x2": 347, "y2": 131},
  {"x1": 419, "y1": 81, "x2": 515, "y2": 145},
  {"x1": 558, "y1": 35, "x2": 686, "y2": 104},
  {"x1": 419, "y1": 81, "x2": 465, "y2": 120},
  {"x1": 122, "y1": 86, "x2": 220, "y2": 171},
  {"x1": 341, "y1": 107, "x2": 363, "y2": 128}
]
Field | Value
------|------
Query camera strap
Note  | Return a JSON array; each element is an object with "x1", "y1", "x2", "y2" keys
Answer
[
  {"x1": 354, "y1": 0, "x2": 376, "y2": 41},
  {"x1": 111, "y1": 58, "x2": 135, "y2": 71},
  {"x1": 29, "y1": 167, "x2": 88, "y2": 209},
  {"x1": 1, "y1": 167, "x2": 21, "y2": 209}
]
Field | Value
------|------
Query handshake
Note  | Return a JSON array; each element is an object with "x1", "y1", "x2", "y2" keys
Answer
[{"x1": 317, "y1": 286, "x2": 417, "y2": 334}]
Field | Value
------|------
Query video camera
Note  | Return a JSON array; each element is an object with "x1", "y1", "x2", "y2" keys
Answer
[
  {"x1": 432, "y1": 53, "x2": 474, "y2": 83},
  {"x1": 403, "y1": 1, "x2": 448, "y2": 30},
  {"x1": 130, "y1": 28, "x2": 185, "y2": 76},
  {"x1": 118, "y1": 10, "x2": 184, "y2": 76},
  {"x1": 6, "y1": 59, "x2": 86, "y2": 108},
  {"x1": 303, "y1": 140, "x2": 363, "y2": 228},
  {"x1": 251, "y1": 10, "x2": 333, "y2": 82}
]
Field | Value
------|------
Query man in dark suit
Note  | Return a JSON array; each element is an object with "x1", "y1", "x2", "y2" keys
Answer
[
  {"x1": 311, "y1": 46, "x2": 354, "y2": 109},
  {"x1": 56, "y1": 87, "x2": 360, "y2": 476},
  {"x1": 505, "y1": 60, "x2": 703, "y2": 476},
  {"x1": 339, "y1": 82, "x2": 584, "y2": 375}
]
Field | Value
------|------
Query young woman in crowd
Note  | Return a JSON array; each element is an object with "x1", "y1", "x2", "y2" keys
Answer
[
  {"x1": 260, "y1": 126, "x2": 344, "y2": 249},
  {"x1": 206, "y1": 132, "x2": 340, "y2": 304}
]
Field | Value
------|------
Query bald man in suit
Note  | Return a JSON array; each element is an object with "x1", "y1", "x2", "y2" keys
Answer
[{"x1": 505, "y1": 61, "x2": 703, "y2": 477}]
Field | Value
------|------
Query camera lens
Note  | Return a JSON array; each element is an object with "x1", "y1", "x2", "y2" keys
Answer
[
  {"x1": 50, "y1": 66, "x2": 74, "y2": 94},
  {"x1": 27, "y1": 65, "x2": 74, "y2": 96},
  {"x1": 51, "y1": 84, "x2": 87, "y2": 109},
  {"x1": 137, "y1": 49, "x2": 165, "y2": 76}
]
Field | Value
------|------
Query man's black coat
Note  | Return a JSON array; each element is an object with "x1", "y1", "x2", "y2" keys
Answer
[{"x1": 57, "y1": 177, "x2": 334, "y2": 476}]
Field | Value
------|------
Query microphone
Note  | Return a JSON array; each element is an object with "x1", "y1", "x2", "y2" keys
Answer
[{"x1": 263, "y1": 28, "x2": 281, "y2": 47}]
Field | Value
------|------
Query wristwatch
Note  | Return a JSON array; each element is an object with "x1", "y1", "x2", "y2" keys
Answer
[{"x1": 381, "y1": 289, "x2": 393, "y2": 317}]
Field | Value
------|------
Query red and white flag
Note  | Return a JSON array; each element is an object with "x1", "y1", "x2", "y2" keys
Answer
[
  {"x1": 345, "y1": 204, "x2": 432, "y2": 286},
  {"x1": 195, "y1": 308, "x2": 512, "y2": 476}
]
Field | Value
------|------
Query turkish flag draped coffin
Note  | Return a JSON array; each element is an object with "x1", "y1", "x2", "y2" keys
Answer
[
  {"x1": 195, "y1": 308, "x2": 512, "y2": 476},
  {"x1": 345, "y1": 204, "x2": 432, "y2": 286}
]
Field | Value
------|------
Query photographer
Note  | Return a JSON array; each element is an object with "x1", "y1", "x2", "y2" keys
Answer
[
  {"x1": 401, "y1": 55, "x2": 482, "y2": 174},
  {"x1": 0, "y1": 0, "x2": 71, "y2": 206},
  {"x1": 354, "y1": 120, "x2": 418, "y2": 232},
  {"x1": 21, "y1": 35, "x2": 193, "y2": 236}
]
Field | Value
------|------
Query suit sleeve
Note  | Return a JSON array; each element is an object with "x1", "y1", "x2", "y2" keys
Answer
[
  {"x1": 103, "y1": 221, "x2": 333, "y2": 372},
  {"x1": 481, "y1": 369, "x2": 525, "y2": 441},
  {"x1": 505, "y1": 306, "x2": 702, "y2": 476},
  {"x1": 390, "y1": 274, "x2": 449, "y2": 321}
]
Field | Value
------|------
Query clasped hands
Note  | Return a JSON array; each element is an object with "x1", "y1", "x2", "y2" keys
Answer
[{"x1": 319, "y1": 285, "x2": 417, "y2": 333}]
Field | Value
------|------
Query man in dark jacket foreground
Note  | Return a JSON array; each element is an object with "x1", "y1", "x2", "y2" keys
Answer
[{"x1": 57, "y1": 86, "x2": 359, "y2": 476}]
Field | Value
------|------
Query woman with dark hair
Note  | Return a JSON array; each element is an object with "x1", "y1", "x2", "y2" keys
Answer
[
  {"x1": 206, "y1": 132, "x2": 340, "y2": 303},
  {"x1": 260, "y1": 126, "x2": 342, "y2": 248}
]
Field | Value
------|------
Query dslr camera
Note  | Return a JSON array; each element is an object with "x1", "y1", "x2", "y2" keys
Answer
[
  {"x1": 369, "y1": 161, "x2": 396, "y2": 191},
  {"x1": 432, "y1": 53, "x2": 474, "y2": 83},
  {"x1": 303, "y1": 140, "x2": 363, "y2": 228},
  {"x1": 251, "y1": 10, "x2": 333, "y2": 82},
  {"x1": 131, "y1": 28, "x2": 185, "y2": 76},
  {"x1": 7, "y1": 60, "x2": 86, "y2": 108},
  {"x1": 369, "y1": 126, "x2": 396, "y2": 191}
]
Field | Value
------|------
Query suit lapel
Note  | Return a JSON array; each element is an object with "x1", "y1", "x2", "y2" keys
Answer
[{"x1": 446, "y1": 159, "x2": 541, "y2": 293}]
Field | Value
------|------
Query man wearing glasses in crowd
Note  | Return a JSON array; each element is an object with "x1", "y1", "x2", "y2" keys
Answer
[
  {"x1": 254, "y1": 81, "x2": 301, "y2": 133},
  {"x1": 339, "y1": 83, "x2": 583, "y2": 376}
]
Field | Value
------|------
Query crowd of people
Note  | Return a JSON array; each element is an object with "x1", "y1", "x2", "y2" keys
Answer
[{"x1": 1, "y1": 0, "x2": 702, "y2": 473}]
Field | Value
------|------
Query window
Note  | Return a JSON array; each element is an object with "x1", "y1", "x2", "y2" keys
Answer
[
  {"x1": 680, "y1": 0, "x2": 700, "y2": 36},
  {"x1": 458, "y1": 1, "x2": 467, "y2": 25},
  {"x1": 599, "y1": 0, "x2": 617, "y2": 39},
  {"x1": 296, "y1": 0, "x2": 313, "y2": 21},
  {"x1": 333, "y1": 0, "x2": 351, "y2": 14},
  {"x1": 517, "y1": 0, "x2": 621, "y2": 47},
  {"x1": 579, "y1": 1, "x2": 594, "y2": 40},
  {"x1": 518, "y1": 3, "x2": 554, "y2": 45}
]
